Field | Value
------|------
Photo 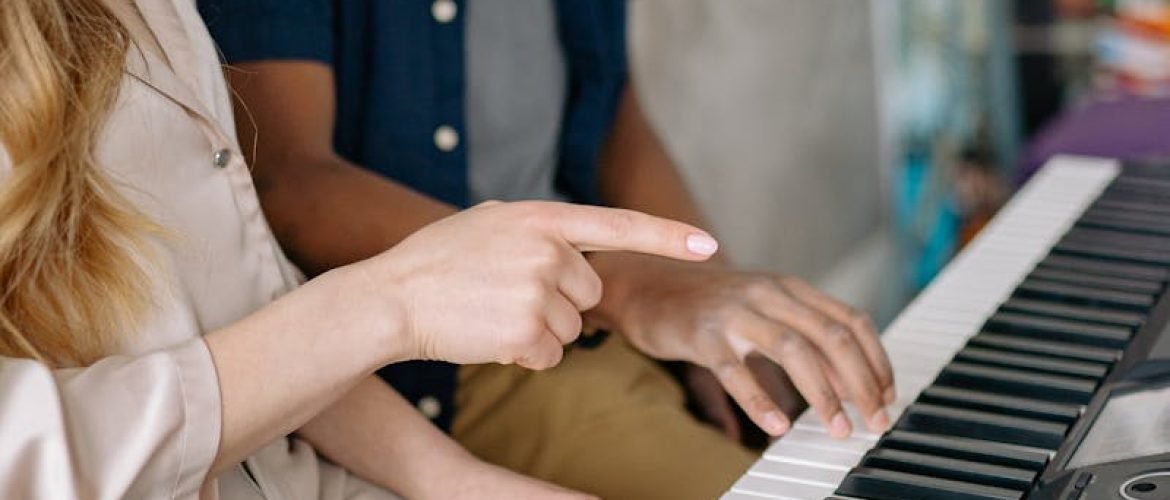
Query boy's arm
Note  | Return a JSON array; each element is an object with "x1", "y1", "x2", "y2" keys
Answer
[
  {"x1": 225, "y1": 59, "x2": 894, "y2": 440},
  {"x1": 587, "y1": 86, "x2": 897, "y2": 439},
  {"x1": 225, "y1": 61, "x2": 455, "y2": 276}
]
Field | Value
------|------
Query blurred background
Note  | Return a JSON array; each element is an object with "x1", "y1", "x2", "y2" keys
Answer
[{"x1": 630, "y1": 0, "x2": 1170, "y2": 325}]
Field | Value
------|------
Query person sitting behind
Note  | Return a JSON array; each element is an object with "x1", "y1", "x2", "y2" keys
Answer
[{"x1": 197, "y1": 1, "x2": 898, "y2": 498}]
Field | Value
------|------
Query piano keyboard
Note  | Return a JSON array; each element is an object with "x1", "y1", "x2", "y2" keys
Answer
[{"x1": 723, "y1": 156, "x2": 1148, "y2": 500}]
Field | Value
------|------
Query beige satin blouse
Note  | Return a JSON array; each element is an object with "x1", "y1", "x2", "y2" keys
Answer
[{"x1": 0, "y1": 1, "x2": 397, "y2": 499}]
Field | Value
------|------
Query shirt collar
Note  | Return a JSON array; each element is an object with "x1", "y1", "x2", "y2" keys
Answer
[{"x1": 119, "y1": 0, "x2": 219, "y2": 125}]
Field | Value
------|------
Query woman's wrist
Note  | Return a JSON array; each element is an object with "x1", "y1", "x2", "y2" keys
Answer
[
  {"x1": 304, "y1": 264, "x2": 413, "y2": 369},
  {"x1": 399, "y1": 444, "x2": 482, "y2": 498},
  {"x1": 414, "y1": 453, "x2": 522, "y2": 499}
]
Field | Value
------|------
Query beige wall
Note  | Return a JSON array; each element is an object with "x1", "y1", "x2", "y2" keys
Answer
[{"x1": 630, "y1": 0, "x2": 895, "y2": 314}]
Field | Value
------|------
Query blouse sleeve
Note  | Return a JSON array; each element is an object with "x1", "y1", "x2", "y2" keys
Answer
[{"x1": 0, "y1": 337, "x2": 222, "y2": 500}]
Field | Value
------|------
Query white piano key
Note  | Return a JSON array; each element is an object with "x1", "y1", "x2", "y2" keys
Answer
[
  {"x1": 882, "y1": 346, "x2": 951, "y2": 366},
  {"x1": 720, "y1": 489, "x2": 870, "y2": 500},
  {"x1": 726, "y1": 157, "x2": 1121, "y2": 499},
  {"x1": 963, "y1": 242, "x2": 1047, "y2": 257},
  {"x1": 892, "y1": 322, "x2": 978, "y2": 339},
  {"x1": 890, "y1": 364, "x2": 945, "y2": 384},
  {"x1": 904, "y1": 308, "x2": 988, "y2": 323},
  {"x1": 886, "y1": 317, "x2": 974, "y2": 334},
  {"x1": 885, "y1": 400, "x2": 913, "y2": 420},
  {"x1": 898, "y1": 303, "x2": 985, "y2": 318},
  {"x1": 883, "y1": 335, "x2": 954, "y2": 351},
  {"x1": 899, "y1": 315, "x2": 984, "y2": 330},
  {"x1": 747, "y1": 459, "x2": 849, "y2": 486},
  {"x1": 759, "y1": 442, "x2": 865, "y2": 469},
  {"x1": 891, "y1": 368, "x2": 937, "y2": 385},
  {"x1": 905, "y1": 290, "x2": 1002, "y2": 309},
  {"x1": 896, "y1": 314, "x2": 985, "y2": 329},
  {"x1": 721, "y1": 491, "x2": 788, "y2": 500},
  {"x1": 730, "y1": 475, "x2": 837, "y2": 500},
  {"x1": 888, "y1": 333, "x2": 971, "y2": 349},
  {"x1": 887, "y1": 344, "x2": 958, "y2": 364},
  {"x1": 897, "y1": 308, "x2": 989, "y2": 326},
  {"x1": 886, "y1": 328, "x2": 972, "y2": 343},
  {"x1": 885, "y1": 331, "x2": 968, "y2": 350},
  {"x1": 899, "y1": 304, "x2": 995, "y2": 320},
  {"x1": 793, "y1": 405, "x2": 882, "y2": 441},
  {"x1": 893, "y1": 377, "x2": 941, "y2": 396},
  {"x1": 769, "y1": 428, "x2": 879, "y2": 455},
  {"x1": 890, "y1": 355, "x2": 948, "y2": 373}
]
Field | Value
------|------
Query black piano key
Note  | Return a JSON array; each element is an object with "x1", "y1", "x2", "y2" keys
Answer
[
  {"x1": 1117, "y1": 161, "x2": 1170, "y2": 180},
  {"x1": 1065, "y1": 227, "x2": 1170, "y2": 253},
  {"x1": 1026, "y1": 267, "x2": 1163, "y2": 296},
  {"x1": 1104, "y1": 180, "x2": 1170, "y2": 199},
  {"x1": 860, "y1": 448, "x2": 1037, "y2": 491},
  {"x1": 970, "y1": 333, "x2": 1121, "y2": 364},
  {"x1": 1093, "y1": 180, "x2": 1170, "y2": 199},
  {"x1": 1079, "y1": 208, "x2": 1170, "y2": 237},
  {"x1": 1015, "y1": 279, "x2": 1154, "y2": 312},
  {"x1": 936, "y1": 362, "x2": 1097, "y2": 404},
  {"x1": 1093, "y1": 198, "x2": 1170, "y2": 219},
  {"x1": 1100, "y1": 190, "x2": 1170, "y2": 208},
  {"x1": 1099, "y1": 190, "x2": 1170, "y2": 209},
  {"x1": 1055, "y1": 238, "x2": 1170, "y2": 267},
  {"x1": 985, "y1": 311, "x2": 1133, "y2": 349},
  {"x1": 879, "y1": 430, "x2": 1050, "y2": 471},
  {"x1": 999, "y1": 297, "x2": 1146, "y2": 329},
  {"x1": 918, "y1": 386, "x2": 1083, "y2": 424},
  {"x1": 954, "y1": 347, "x2": 1107, "y2": 379},
  {"x1": 1108, "y1": 175, "x2": 1170, "y2": 195},
  {"x1": 1038, "y1": 254, "x2": 1170, "y2": 283},
  {"x1": 1083, "y1": 204, "x2": 1170, "y2": 223},
  {"x1": 898, "y1": 403, "x2": 1069, "y2": 450},
  {"x1": 836, "y1": 467, "x2": 1023, "y2": 500}
]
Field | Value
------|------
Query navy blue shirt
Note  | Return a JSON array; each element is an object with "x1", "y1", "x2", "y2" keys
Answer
[{"x1": 197, "y1": 0, "x2": 627, "y2": 431}]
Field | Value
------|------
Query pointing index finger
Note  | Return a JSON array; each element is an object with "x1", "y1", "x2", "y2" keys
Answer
[{"x1": 547, "y1": 204, "x2": 718, "y2": 261}]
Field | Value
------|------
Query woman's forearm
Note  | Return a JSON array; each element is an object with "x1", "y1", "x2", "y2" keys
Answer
[
  {"x1": 296, "y1": 376, "x2": 476, "y2": 497},
  {"x1": 203, "y1": 267, "x2": 409, "y2": 475},
  {"x1": 297, "y1": 376, "x2": 601, "y2": 499},
  {"x1": 199, "y1": 197, "x2": 718, "y2": 477}
]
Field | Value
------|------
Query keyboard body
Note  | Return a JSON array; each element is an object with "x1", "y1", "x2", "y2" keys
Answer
[{"x1": 724, "y1": 156, "x2": 1170, "y2": 500}]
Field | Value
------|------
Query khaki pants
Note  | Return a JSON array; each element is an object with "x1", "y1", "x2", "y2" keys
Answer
[{"x1": 452, "y1": 336, "x2": 758, "y2": 500}]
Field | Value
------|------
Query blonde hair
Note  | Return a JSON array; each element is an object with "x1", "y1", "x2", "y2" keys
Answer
[{"x1": 0, "y1": 0, "x2": 154, "y2": 367}]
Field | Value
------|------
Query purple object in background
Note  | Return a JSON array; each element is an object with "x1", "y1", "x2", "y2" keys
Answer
[{"x1": 1022, "y1": 93, "x2": 1170, "y2": 182}]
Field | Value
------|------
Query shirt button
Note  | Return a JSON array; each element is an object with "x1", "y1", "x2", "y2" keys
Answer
[
  {"x1": 431, "y1": 0, "x2": 458, "y2": 23},
  {"x1": 417, "y1": 396, "x2": 442, "y2": 419},
  {"x1": 212, "y1": 148, "x2": 232, "y2": 169},
  {"x1": 433, "y1": 125, "x2": 460, "y2": 152}
]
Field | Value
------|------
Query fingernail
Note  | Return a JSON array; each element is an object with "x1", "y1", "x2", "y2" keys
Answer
[
  {"x1": 763, "y1": 411, "x2": 789, "y2": 436},
  {"x1": 685, "y1": 233, "x2": 719, "y2": 256},
  {"x1": 884, "y1": 386, "x2": 897, "y2": 405},
  {"x1": 830, "y1": 412, "x2": 851, "y2": 438},
  {"x1": 867, "y1": 409, "x2": 890, "y2": 432}
]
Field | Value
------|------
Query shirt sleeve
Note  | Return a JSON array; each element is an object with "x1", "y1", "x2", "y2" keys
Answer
[
  {"x1": 554, "y1": 0, "x2": 629, "y2": 206},
  {"x1": 196, "y1": 0, "x2": 333, "y2": 65},
  {"x1": 0, "y1": 338, "x2": 222, "y2": 500}
]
